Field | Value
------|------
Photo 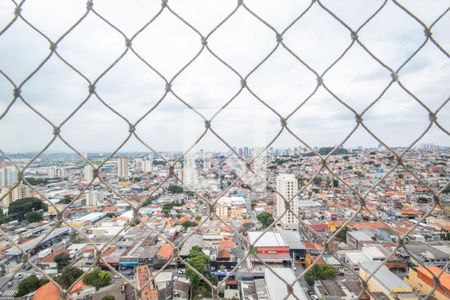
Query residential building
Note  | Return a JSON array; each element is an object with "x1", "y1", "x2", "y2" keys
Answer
[
  {"x1": 215, "y1": 203, "x2": 229, "y2": 221},
  {"x1": 359, "y1": 261, "x2": 418, "y2": 300},
  {"x1": 142, "y1": 160, "x2": 153, "y2": 173},
  {"x1": 406, "y1": 266, "x2": 449, "y2": 300},
  {"x1": 0, "y1": 184, "x2": 33, "y2": 206},
  {"x1": 0, "y1": 166, "x2": 17, "y2": 188},
  {"x1": 84, "y1": 164, "x2": 94, "y2": 182},
  {"x1": 346, "y1": 231, "x2": 375, "y2": 249},
  {"x1": 48, "y1": 167, "x2": 66, "y2": 178},
  {"x1": 275, "y1": 174, "x2": 299, "y2": 230},
  {"x1": 117, "y1": 157, "x2": 128, "y2": 178},
  {"x1": 85, "y1": 191, "x2": 104, "y2": 206}
]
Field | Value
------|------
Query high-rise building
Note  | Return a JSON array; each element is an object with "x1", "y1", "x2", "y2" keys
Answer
[
  {"x1": 0, "y1": 167, "x2": 18, "y2": 189},
  {"x1": 117, "y1": 157, "x2": 128, "y2": 178},
  {"x1": 142, "y1": 160, "x2": 153, "y2": 173},
  {"x1": 48, "y1": 167, "x2": 67, "y2": 179},
  {"x1": 0, "y1": 184, "x2": 33, "y2": 207},
  {"x1": 275, "y1": 174, "x2": 299, "y2": 230},
  {"x1": 215, "y1": 203, "x2": 229, "y2": 221},
  {"x1": 84, "y1": 165, "x2": 94, "y2": 182},
  {"x1": 85, "y1": 191, "x2": 104, "y2": 206}
]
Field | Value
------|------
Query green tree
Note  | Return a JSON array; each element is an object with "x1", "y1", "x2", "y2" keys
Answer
[
  {"x1": 161, "y1": 208, "x2": 170, "y2": 216},
  {"x1": 57, "y1": 267, "x2": 83, "y2": 289},
  {"x1": 58, "y1": 195, "x2": 73, "y2": 204},
  {"x1": 335, "y1": 226, "x2": 350, "y2": 242},
  {"x1": 26, "y1": 211, "x2": 43, "y2": 223},
  {"x1": 101, "y1": 295, "x2": 115, "y2": 300},
  {"x1": 16, "y1": 275, "x2": 48, "y2": 297},
  {"x1": 0, "y1": 210, "x2": 9, "y2": 224},
  {"x1": 167, "y1": 184, "x2": 184, "y2": 194},
  {"x1": 185, "y1": 246, "x2": 211, "y2": 291},
  {"x1": 83, "y1": 268, "x2": 112, "y2": 290},
  {"x1": 181, "y1": 221, "x2": 197, "y2": 229},
  {"x1": 312, "y1": 176, "x2": 323, "y2": 186},
  {"x1": 8, "y1": 197, "x2": 47, "y2": 221},
  {"x1": 129, "y1": 219, "x2": 140, "y2": 227},
  {"x1": 305, "y1": 264, "x2": 339, "y2": 286},
  {"x1": 54, "y1": 252, "x2": 71, "y2": 271},
  {"x1": 256, "y1": 212, "x2": 274, "y2": 228}
]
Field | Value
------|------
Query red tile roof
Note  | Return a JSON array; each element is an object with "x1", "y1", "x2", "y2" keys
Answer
[{"x1": 32, "y1": 282, "x2": 60, "y2": 300}]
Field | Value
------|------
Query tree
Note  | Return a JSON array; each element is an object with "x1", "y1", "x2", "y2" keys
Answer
[
  {"x1": 0, "y1": 210, "x2": 9, "y2": 224},
  {"x1": 181, "y1": 221, "x2": 197, "y2": 229},
  {"x1": 101, "y1": 295, "x2": 115, "y2": 300},
  {"x1": 26, "y1": 211, "x2": 43, "y2": 223},
  {"x1": 305, "y1": 264, "x2": 339, "y2": 286},
  {"x1": 54, "y1": 252, "x2": 71, "y2": 271},
  {"x1": 8, "y1": 197, "x2": 47, "y2": 221},
  {"x1": 161, "y1": 208, "x2": 170, "y2": 216},
  {"x1": 57, "y1": 267, "x2": 83, "y2": 289},
  {"x1": 167, "y1": 184, "x2": 184, "y2": 194},
  {"x1": 257, "y1": 212, "x2": 274, "y2": 228},
  {"x1": 185, "y1": 246, "x2": 210, "y2": 290},
  {"x1": 312, "y1": 176, "x2": 322, "y2": 186},
  {"x1": 16, "y1": 275, "x2": 48, "y2": 297},
  {"x1": 58, "y1": 195, "x2": 73, "y2": 204},
  {"x1": 83, "y1": 268, "x2": 112, "y2": 290},
  {"x1": 335, "y1": 226, "x2": 350, "y2": 242}
]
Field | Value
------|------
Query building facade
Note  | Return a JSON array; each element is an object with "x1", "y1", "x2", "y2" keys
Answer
[
  {"x1": 117, "y1": 157, "x2": 129, "y2": 179},
  {"x1": 275, "y1": 174, "x2": 299, "y2": 230}
]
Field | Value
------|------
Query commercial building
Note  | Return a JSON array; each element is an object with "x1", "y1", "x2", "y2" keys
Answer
[
  {"x1": 265, "y1": 268, "x2": 308, "y2": 300},
  {"x1": 117, "y1": 157, "x2": 129, "y2": 178},
  {"x1": 275, "y1": 174, "x2": 299, "y2": 230},
  {"x1": 247, "y1": 231, "x2": 291, "y2": 264}
]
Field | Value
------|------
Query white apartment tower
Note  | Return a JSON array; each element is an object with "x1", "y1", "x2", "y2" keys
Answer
[
  {"x1": 117, "y1": 157, "x2": 128, "y2": 178},
  {"x1": 84, "y1": 165, "x2": 94, "y2": 182},
  {"x1": 0, "y1": 184, "x2": 33, "y2": 207},
  {"x1": 85, "y1": 191, "x2": 104, "y2": 206},
  {"x1": 142, "y1": 160, "x2": 153, "y2": 173},
  {"x1": 0, "y1": 167, "x2": 18, "y2": 189},
  {"x1": 275, "y1": 173, "x2": 299, "y2": 230}
]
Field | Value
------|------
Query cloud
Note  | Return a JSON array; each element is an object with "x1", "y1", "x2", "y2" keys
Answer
[{"x1": 0, "y1": 0, "x2": 448, "y2": 153}]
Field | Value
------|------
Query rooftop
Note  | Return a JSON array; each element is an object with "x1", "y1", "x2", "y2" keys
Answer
[{"x1": 248, "y1": 231, "x2": 288, "y2": 247}]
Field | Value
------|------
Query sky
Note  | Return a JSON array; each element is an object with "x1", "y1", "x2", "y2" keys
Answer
[{"x1": 0, "y1": 0, "x2": 449, "y2": 153}]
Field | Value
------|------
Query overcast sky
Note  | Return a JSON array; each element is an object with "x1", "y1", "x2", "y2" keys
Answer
[{"x1": 0, "y1": 0, "x2": 449, "y2": 153}]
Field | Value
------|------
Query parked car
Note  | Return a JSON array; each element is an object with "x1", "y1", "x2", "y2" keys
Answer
[{"x1": 311, "y1": 295, "x2": 319, "y2": 300}]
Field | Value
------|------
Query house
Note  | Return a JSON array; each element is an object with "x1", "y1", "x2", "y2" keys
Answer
[
  {"x1": 32, "y1": 282, "x2": 60, "y2": 300},
  {"x1": 68, "y1": 280, "x2": 96, "y2": 300},
  {"x1": 406, "y1": 266, "x2": 449, "y2": 300},
  {"x1": 346, "y1": 231, "x2": 374, "y2": 249},
  {"x1": 359, "y1": 261, "x2": 418, "y2": 300}
]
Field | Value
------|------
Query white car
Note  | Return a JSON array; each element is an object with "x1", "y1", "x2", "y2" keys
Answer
[{"x1": 310, "y1": 295, "x2": 320, "y2": 300}]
